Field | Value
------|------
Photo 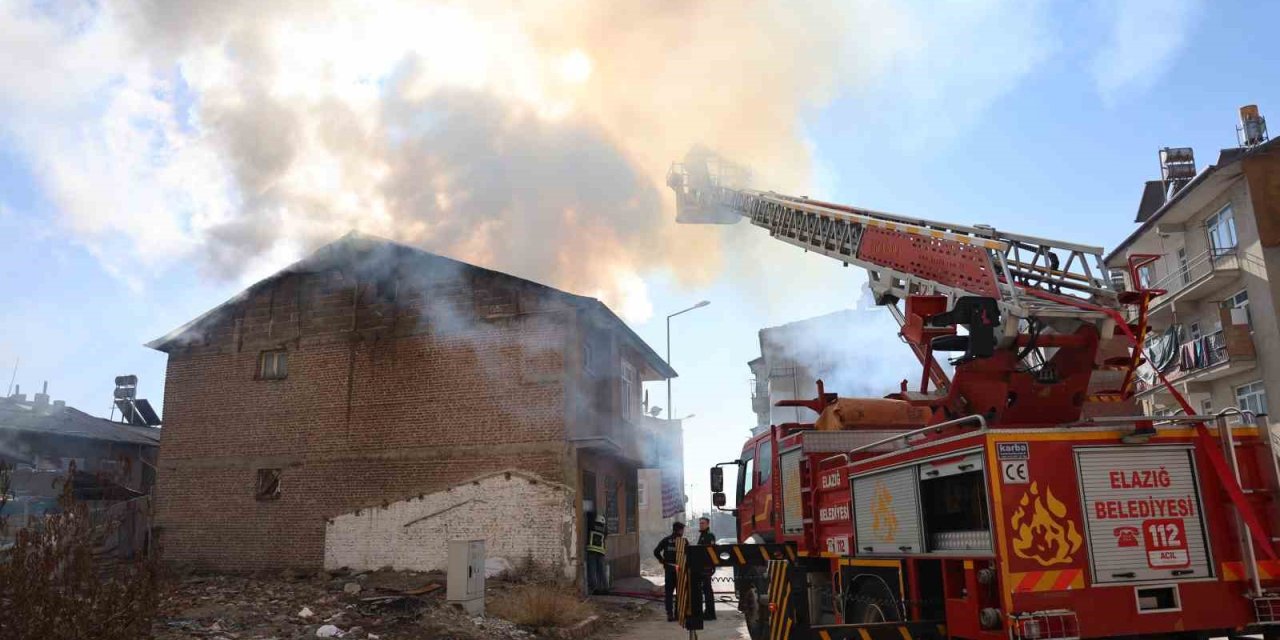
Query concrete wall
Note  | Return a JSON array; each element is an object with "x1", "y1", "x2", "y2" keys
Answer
[{"x1": 324, "y1": 470, "x2": 575, "y2": 577}]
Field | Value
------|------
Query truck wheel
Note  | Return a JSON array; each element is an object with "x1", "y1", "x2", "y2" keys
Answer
[
  {"x1": 846, "y1": 577, "x2": 901, "y2": 624},
  {"x1": 740, "y1": 572, "x2": 771, "y2": 640}
]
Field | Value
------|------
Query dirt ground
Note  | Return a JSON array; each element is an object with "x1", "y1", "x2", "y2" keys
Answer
[
  {"x1": 600, "y1": 599, "x2": 749, "y2": 640},
  {"x1": 152, "y1": 568, "x2": 649, "y2": 640}
]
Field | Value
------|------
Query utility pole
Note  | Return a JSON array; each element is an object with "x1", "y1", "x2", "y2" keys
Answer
[{"x1": 665, "y1": 301, "x2": 709, "y2": 420}]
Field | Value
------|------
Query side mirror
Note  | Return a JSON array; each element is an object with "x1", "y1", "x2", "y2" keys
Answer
[
  {"x1": 713, "y1": 492, "x2": 727, "y2": 508},
  {"x1": 710, "y1": 466, "x2": 724, "y2": 493}
]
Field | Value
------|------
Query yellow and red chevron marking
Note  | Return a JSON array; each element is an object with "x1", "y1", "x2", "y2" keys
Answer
[
  {"x1": 1221, "y1": 560, "x2": 1280, "y2": 581},
  {"x1": 1009, "y1": 569, "x2": 1084, "y2": 592}
]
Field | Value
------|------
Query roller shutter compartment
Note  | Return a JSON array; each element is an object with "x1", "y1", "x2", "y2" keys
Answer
[
  {"x1": 853, "y1": 466, "x2": 923, "y2": 554},
  {"x1": 1075, "y1": 447, "x2": 1211, "y2": 584}
]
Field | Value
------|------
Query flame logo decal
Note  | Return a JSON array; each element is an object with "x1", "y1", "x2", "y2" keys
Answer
[
  {"x1": 1010, "y1": 482, "x2": 1082, "y2": 566},
  {"x1": 870, "y1": 481, "x2": 898, "y2": 541}
]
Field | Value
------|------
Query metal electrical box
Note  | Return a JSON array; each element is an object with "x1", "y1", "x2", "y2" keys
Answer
[{"x1": 447, "y1": 539, "x2": 486, "y2": 615}]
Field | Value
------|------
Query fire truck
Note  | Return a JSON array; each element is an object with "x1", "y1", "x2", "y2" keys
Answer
[{"x1": 666, "y1": 150, "x2": 1280, "y2": 640}]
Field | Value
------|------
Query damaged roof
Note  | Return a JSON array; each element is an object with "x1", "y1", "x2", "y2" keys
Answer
[
  {"x1": 0, "y1": 397, "x2": 160, "y2": 446},
  {"x1": 147, "y1": 232, "x2": 676, "y2": 379}
]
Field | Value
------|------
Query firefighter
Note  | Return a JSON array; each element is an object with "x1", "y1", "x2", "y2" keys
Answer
[
  {"x1": 652, "y1": 521, "x2": 686, "y2": 621},
  {"x1": 696, "y1": 517, "x2": 716, "y2": 620},
  {"x1": 586, "y1": 511, "x2": 608, "y2": 594}
]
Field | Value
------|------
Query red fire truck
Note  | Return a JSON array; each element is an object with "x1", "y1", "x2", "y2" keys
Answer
[{"x1": 667, "y1": 151, "x2": 1280, "y2": 640}]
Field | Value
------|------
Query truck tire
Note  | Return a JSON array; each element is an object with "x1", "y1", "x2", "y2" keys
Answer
[
  {"x1": 846, "y1": 576, "x2": 901, "y2": 624},
  {"x1": 739, "y1": 568, "x2": 771, "y2": 640}
]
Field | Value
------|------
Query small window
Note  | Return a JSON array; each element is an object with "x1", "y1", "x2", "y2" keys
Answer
[
  {"x1": 259, "y1": 350, "x2": 288, "y2": 380},
  {"x1": 756, "y1": 440, "x2": 773, "y2": 483},
  {"x1": 1176, "y1": 248, "x2": 1190, "y2": 286},
  {"x1": 1188, "y1": 322, "x2": 1201, "y2": 341},
  {"x1": 638, "y1": 477, "x2": 648, "y2": 508},
  {"x1": 1236, "y1": 380, "x2": 1268, "y2": 417},
  {"x1": 255, "y1": 469, "x2": 282, "y2": 500},
  {"x1": 583, "y1": 343, "x2": 594, "y2": 373},
  {"x1": 605, "y1": 475, "x2": 620, "y2": 534},
  {"x1": 1206, "y1": 205, "x2": 1238, "y2": 255},
  {"x1": 1200, "y1": 399, "x2": 1213, "y2": 415},
  {"x1": 621, "y1": 362, "x2": 637, "y2": 421}
]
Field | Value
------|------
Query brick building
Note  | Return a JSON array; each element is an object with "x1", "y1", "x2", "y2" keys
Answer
[{"x1": 149, "y1": 233, "x2": 677, "y2": 581}]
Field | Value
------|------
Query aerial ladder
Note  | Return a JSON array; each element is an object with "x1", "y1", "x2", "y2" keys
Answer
[{"x1": 666, "y1": 149, "x2": 1280, "y2": 639}]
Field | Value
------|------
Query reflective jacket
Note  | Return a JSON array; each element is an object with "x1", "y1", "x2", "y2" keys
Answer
[{"x1": 587, "y1": 519, "x2": 607, "y2": 555}]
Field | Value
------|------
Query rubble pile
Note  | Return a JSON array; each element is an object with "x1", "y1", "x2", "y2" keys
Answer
[{"x1": 151, "y1": 568, "x2": 642, "y2": 639}]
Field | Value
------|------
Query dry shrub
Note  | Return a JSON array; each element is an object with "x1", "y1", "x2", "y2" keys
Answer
[
  {"x1": 0, "y1": 463, "x2": 158, "y2": 640},
  {"x1": 490, "y1": 584, "x2": 595, "y2": 628}
]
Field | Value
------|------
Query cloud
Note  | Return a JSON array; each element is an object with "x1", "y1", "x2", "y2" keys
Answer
[
  {"x1": 0, "y1": 0, "x2": 1059, "y2": 321},
  {"x1": 1091, "y1": 0, "x2": 1203, "y2": 102},
  {"x1": 834, "y1": 0, "x2": 1056, "y2": 149}
]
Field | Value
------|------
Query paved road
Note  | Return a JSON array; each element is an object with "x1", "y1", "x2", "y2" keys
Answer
[{"x1": 608, "y1": 599, "x2": 749, "y2": 640}]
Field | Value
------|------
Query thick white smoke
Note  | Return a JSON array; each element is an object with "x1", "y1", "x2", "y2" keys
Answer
[{"x1": 0, "y1": 0, "x2": 1050, "y2": 321}]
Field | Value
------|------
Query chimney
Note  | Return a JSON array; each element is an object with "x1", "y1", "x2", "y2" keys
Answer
[
  {"x1": 1239, "y1": 105, "x2": 1269, "y2": 148},
  {"x1": 33, "y1": 380, "x2": 50, "y2": 409},
  {"x1": 10, "y1": 383, "x2": 24, "y2": 402}
]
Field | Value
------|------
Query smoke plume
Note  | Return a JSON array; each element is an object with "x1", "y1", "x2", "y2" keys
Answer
[{"x1": 0, "y1": 0, "x2": 891, "y2": 320}]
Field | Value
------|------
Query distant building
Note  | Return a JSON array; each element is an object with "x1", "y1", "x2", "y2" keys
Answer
[
  {"x1": 749, "y1": 305, "x2": 921, "y2": 433},
  {"x1": 1105, "y1": 106, "x2": 1279, "y2": 425},
  {"x1": 148, "y1": 233, "x2": 678, "y2": 584},
  {"x1": 0, "y1": 381, "x2": 160, "y2": 540}
]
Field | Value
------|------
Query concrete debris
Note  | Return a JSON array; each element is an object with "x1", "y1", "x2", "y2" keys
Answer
[
  {"x1": 343, "y1": 582, "x2": 363, "y2": 594},
  {"x1": 299, "y1": 606, "x2": 315, "y2": 618},
  {"x1": 316, "y1": 624, "x2": 344, "y2": 637}
]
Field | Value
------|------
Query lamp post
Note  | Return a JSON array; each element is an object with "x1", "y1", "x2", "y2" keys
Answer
[{"x1": 666, "y1": 300, "x2": 710, "y2": 421}]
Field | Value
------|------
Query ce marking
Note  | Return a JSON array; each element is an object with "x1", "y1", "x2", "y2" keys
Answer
[{"x1": 1001, "y1": 460, "x2": 1029, "y2": 484}]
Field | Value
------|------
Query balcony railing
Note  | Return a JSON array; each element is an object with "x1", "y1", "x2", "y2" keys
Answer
[{"x1": 1146, "y1": 247, "x2": 1239, "y2": 298}]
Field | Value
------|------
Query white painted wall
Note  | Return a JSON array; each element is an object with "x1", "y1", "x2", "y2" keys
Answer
[{"x1": 324, "y1": 470, "x2": 576, "y2": 578}]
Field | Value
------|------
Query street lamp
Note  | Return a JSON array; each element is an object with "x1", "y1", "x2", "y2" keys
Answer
[{"x1": 666, "y1": 300, "x2": 710, "y2": 421}]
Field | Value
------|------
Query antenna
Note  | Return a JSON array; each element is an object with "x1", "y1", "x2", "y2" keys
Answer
[{"x1": 5, "y1": 356, "x2": 17, "y2": 397}]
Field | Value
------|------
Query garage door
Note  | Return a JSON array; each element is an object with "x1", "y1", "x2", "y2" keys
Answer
[
  {"x1": 1076, "y1": 447, "x2": 1212, "y2": 584},
  {"x1": 853, "y1": 466, "x2": 923, "y2": 554}
]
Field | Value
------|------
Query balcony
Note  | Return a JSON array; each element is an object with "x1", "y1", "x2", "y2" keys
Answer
[
  {"x1": 750, "y1": 378, "x2": 770, "y2": 416},
  {"x1": 1145, "y1": 248, "x2": 1241, "y2": 319},
  {"x1": 1136, "y1": 327, "x2": 1256, "y2": 397}
]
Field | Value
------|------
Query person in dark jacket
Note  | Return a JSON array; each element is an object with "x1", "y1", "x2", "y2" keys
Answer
[
  {"x1": 696, "y1": 517, "x2": 717, "y2": 620},
  {"x1": 652, "y1": 521, "x2": 686, "y2": 621}
]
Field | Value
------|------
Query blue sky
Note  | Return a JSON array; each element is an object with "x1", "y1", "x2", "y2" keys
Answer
[{"x1": 2, "y1": 0, "x2": 1278, "y2": 513}]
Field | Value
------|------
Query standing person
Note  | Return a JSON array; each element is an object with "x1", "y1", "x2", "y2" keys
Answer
[
  {"x1": 653, "y1": 521, "x2": 686, "y2": 622},
  {"x1": 696, "y1": 517, "x2": 717, "y2": 620},
  {"x1": 586, "y1": 512, "x2": 608, "y2": 594}
]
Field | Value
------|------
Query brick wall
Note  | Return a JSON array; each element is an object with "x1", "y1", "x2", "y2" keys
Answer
[
  {"x1": 155, "y1": 252, "x2": 581, "y2": 570},
  {"x1": 324, "y1": 470, "x2": 575, "y2": 577}
]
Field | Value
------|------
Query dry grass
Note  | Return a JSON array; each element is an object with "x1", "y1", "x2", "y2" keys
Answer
[{"x1": 490, "y1": 584, "x2": 595, "y2": 628}]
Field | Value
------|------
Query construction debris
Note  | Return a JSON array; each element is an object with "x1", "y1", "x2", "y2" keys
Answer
[{"x1": 152, "y1": 569, "x2": 641, "y2": 639}]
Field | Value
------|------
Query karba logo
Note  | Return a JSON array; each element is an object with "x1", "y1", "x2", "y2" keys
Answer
[
  {"x1": 1113, "y1": 526, "x2": 1139, "y2": 548},
  {"x1": 1010, "y1": 482, "x2": 1083, "y2": 566}
]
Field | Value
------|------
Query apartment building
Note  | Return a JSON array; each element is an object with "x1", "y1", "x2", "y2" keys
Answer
[{"x1": 1104, "y1": 107, "x2": 1279, "y2": 423}]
